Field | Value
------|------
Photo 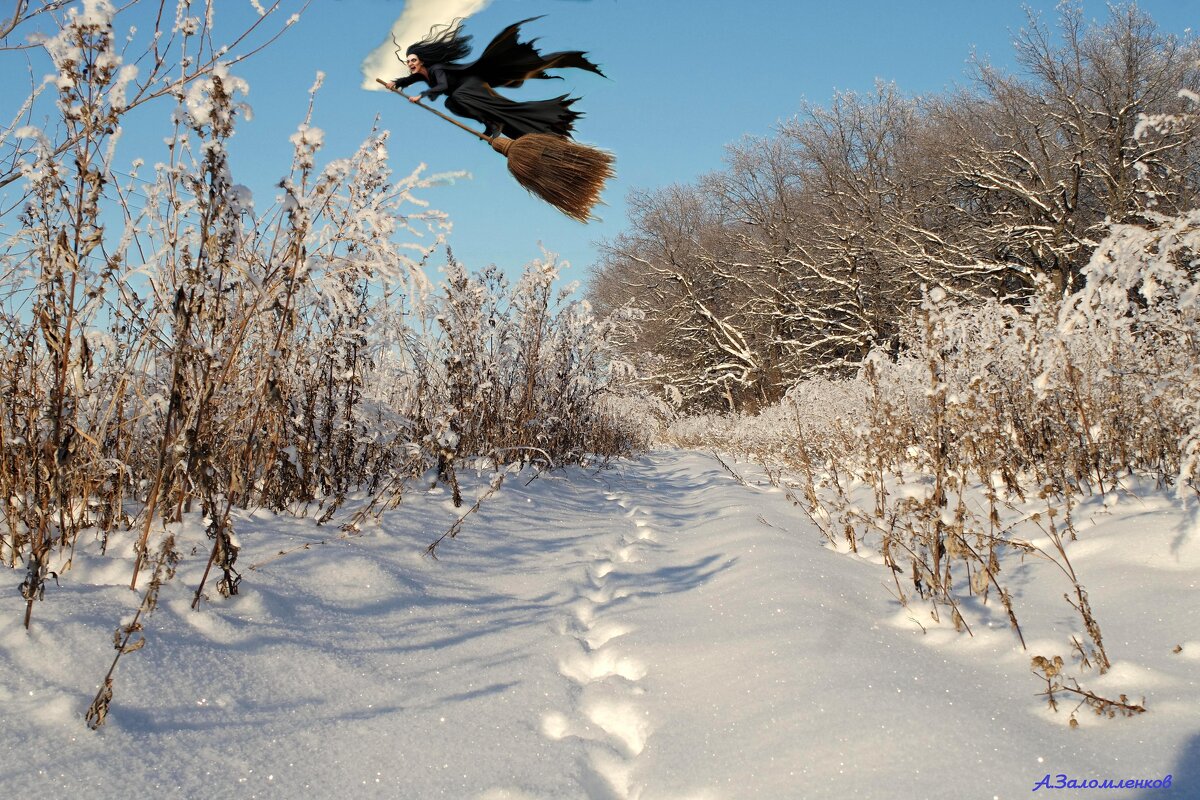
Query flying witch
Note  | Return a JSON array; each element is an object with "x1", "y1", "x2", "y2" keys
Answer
[
  {"x1": 389, "y1": 16, "x2": 603, "y2": 140},
  {"x1": 376, "y1": 17, "x2": 614, "y2": 222}
]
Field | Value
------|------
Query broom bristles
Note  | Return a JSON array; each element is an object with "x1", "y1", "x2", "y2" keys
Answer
[{"x1": 492, "y1": 134, "x2": 615, "y2": 223}]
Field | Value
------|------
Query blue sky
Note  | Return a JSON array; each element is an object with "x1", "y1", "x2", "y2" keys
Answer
[{"x1": 6, "y1": 0, "x2": 1200, "y2": 284}]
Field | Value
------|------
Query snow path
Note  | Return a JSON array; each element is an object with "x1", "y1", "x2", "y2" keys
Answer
[
  {"x1": 540, "y1": 486, "x2": 656, "y2": 799},
  {"x1": 0, "y1": 450, "x2": 1196, "y2": 798}
]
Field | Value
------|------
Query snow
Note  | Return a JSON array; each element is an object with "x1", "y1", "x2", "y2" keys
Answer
[
  {"x1": 77, "y1": 0, "x2": 117, "y2": 27},
  {"x1": 1, "y1": 450, "x2": 1195, "y2": 798}
]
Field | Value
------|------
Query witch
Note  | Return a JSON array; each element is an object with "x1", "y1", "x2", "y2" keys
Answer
[{"x1": 389, "y1": 17, "x2": 604, "y2": 140}]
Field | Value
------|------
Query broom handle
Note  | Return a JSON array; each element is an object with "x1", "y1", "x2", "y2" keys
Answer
[{"x1": 375, "y1": 78, "x2": 491, "y2": 142}]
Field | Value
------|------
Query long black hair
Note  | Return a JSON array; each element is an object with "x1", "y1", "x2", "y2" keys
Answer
[{"x1": 406, "y1": 18, "x2": 473, "y2": 65}]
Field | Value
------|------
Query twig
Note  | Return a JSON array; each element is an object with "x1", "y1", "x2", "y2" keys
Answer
[
  {"x1": 711, "y1": 451, "x2": 748, "y2": 486},
  {"x1": 426, "y1": 472, "x2": 507, "y2": 559}
]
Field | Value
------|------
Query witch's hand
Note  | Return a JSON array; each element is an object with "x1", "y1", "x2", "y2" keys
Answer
[{"x1": 409, "y1": 95, "x2": 421, "y2": 103}]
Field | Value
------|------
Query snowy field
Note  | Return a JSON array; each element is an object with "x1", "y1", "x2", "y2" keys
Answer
[{"x1": 1, "y1": 450, "x2": 1196, "y2": 799}]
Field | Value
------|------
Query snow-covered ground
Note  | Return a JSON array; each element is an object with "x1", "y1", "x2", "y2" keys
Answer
[{"x1": 1, "y1": 450, "x2": 1196, "y2": 799}]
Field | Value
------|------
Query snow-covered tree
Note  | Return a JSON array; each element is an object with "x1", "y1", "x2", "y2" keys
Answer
[{"x1": 590, "y1": 3, "x2": 1200, "y2": 411}]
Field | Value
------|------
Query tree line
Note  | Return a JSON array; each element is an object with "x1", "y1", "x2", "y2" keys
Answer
[{"x1": 588, "y1": 4, "x2": 1200, "y2": 412}]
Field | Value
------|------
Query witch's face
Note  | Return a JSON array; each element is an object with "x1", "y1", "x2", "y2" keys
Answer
[{"x1": 406, "y1": 54, "x2": 423, "y2": 73}]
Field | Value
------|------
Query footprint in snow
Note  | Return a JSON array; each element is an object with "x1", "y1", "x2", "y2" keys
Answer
[
  {"x1": 583, "y1": 749, "x2": 641, "y2": 800},
  {"x1": 584, "y1": 698, "x2": 651, "y2": 757},
  {"x1": 612, "y1": 545, "x2": 638, "y2": 564},
  {"x1": 558, "y1": 647, "x2": 647, "y2": 685},
  {"x1": 571, "y1": 598, "x2": 597, "y2": 628},
  {"x1": 581, "y1": 585, "x2": 629, "y2": 606},
  {"x1": 582, "y1": 620, "x2": 634, "y2": 651}
]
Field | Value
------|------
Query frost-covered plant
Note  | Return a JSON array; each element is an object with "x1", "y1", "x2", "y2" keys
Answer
[
  {"x1": 1, "y1": 0, "x2": 166, "y2": 620},
  {"x1": 2, "y1": 2, "x2": 645, "y2": 730},
  {"x1": 1057, "y1": 210, "x2": 1200, "y2": 500},
  {"x1": 402, "y1": 251, "x2": 644, "y2": 497},
  {"x1": 3, "y1": 0, "x2": 642, "y2": 601},
  {"x1": 1031, "y1": 654, "x2": 1145, "y2": 724},
  {"x1": 662, "y1": 204, "x2": 1200, "y2": 705},
  {"x1": 0, "y1": 1, "x2": 455, "y2": 623}
]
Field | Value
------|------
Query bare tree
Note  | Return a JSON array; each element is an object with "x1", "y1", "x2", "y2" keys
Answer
[
  {"x1": 940, "y1": 3, "x2": 1200, "y2": 291},
  {"x1": 590, "y1": 3, "x2": 1200, "y2": 409},
  {"x1": 777, "y1": 84, "x2": 926, "y2": 363},
  {"x1": 593, "y1": 184, "x2": 771, "y2": 410}
]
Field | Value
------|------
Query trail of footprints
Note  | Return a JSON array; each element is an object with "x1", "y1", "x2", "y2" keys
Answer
[{"x1": 542, "y1": 493, "x2": 658, "y2": 800}]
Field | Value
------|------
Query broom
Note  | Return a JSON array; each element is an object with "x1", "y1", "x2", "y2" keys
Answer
[{"x1": 376, "y1": 78, "x2": 613, "y2": 222}]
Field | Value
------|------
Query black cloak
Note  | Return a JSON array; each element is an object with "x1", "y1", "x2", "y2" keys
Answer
[{"x1": 393, "y1": 17, "x2": 604, "y2": 139}]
